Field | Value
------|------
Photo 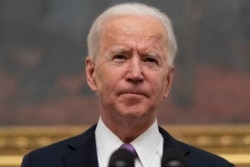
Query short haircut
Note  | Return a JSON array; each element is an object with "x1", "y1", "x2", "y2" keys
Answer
[{"x1": 87, "y1": 2, "x2": 177, "y2": 65}]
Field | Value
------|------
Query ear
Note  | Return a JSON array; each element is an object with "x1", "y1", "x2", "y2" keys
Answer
[
  {"x1": 85, "y1": 57, "x2": 98, "y2": 92},
  {"x1": 163, "y1": 65, "x2": 174, "y2": 99}
]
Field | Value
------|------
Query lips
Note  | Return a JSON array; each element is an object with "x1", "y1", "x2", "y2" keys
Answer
[{"x1": 118, "y1": 90, "x2": 148, "y2": 98}]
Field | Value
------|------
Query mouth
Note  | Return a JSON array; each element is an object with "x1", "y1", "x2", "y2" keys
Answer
[{"x1": 118, "y1": 91, "x2": 148, "y2": 98}]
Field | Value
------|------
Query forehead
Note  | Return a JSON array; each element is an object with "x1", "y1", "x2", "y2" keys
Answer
[
  {"x1": 104, "y1": 15, "x2": 166, "y2": 36},
  {"x1": 100, "y1": 15, "x2": 167, "y2": 50}
]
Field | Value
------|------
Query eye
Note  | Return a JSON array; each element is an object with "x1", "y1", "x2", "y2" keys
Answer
[
  {"x1": 113, "y1": 54, "x2": 126, "y2": 60},
  {"x1": 112, "y1": 54, "x2": 128, "y2": 63},
  {"x1": 144, "y1": 57, "x2": 158, "y2": 65}
]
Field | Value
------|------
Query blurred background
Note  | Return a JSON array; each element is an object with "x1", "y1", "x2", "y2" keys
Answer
[{"x1": 0, "y1": 0, "x2": 249, "y2": 125}]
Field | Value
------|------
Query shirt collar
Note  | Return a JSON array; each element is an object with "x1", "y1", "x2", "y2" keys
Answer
[
  {"x1": 131, "y1": 119, "x2": 163, "y2": 166},
  {"x1": 95, "y1": 118, "x2": 123, "y2": 167},
  {"x1": 95, "y1": 117, "x2": 163, "y2": 167}
]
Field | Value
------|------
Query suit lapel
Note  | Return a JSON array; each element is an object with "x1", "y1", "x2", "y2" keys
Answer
[
  {"x1": 159, "y1": 126, "x2": 190, "y2": 157},
  {"x1": 63, "y1": 125, "x2": 99, "y2": 167},
  {"x1": 63, "y1": 125, "x2": 191, "y2": 167}
]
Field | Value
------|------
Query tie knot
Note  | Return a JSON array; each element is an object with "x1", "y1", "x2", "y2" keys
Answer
[{"x1": 120, "y1": 144, "x2": 137, "y2": 158}]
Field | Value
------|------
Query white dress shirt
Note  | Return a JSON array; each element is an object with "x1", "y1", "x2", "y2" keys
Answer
[{"x1": 95, "y1": 118, "x2": 163, "y2": 167}]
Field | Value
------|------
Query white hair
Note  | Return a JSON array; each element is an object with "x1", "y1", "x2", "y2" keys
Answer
[{"x1": 87, "y1": 2, "x2": 177, "y2": 65}]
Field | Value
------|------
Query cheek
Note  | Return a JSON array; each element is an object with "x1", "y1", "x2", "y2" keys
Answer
[
  {"x1": 151, "y1": 74, "x2": 167, "y2": 96},
  {"x1": 95, "y1": 66, "x2": 117, "y2": 93}
]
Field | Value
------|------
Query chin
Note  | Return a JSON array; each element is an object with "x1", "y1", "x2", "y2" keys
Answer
[{"x1": 120, "y1": 108, "x2": 149, "y2": 119}]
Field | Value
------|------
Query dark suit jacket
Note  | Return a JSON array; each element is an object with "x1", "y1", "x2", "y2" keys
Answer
[{"x1": 21, "y1": 124, "x2": 234, "y2": 167}]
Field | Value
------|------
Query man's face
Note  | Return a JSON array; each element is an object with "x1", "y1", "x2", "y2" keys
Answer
[{"x1": 86, "y1": 15, "x2": 174, "y2": 124}]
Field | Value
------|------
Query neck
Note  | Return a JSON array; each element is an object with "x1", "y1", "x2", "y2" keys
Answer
[{"x1": 101, "y1": 115, "x2": 155, "y2": 143}]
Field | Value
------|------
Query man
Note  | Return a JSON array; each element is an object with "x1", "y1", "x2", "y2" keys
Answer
[{"x1": 21, "y1": 2, "x2": 234, "y2": 167}]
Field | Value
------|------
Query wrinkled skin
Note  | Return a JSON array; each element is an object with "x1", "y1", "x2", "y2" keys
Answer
[{"x1": 86, "y1": 15, "x2": 174, "y2": 142}]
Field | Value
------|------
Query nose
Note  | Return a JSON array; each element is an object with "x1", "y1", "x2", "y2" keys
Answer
[{"x1": 126, "y1": 57, "x2": 144, "y2": 83}]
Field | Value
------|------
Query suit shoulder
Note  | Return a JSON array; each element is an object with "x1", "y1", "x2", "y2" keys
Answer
[
  {"x1": 29, "y1": 134, "x2": 78, "y2": 156},
  {"x1": 159, "y1": 127, "x2": 234, "y2": 167},
  {"x1": 27, "y1": 125, "x2": 96, "y2": 155},
  {"x1": 21, "y1": 125, "x2": 96, "y2": 167},
  {"x1": 179, "y1": 141, "x2": 234, "y2": 167}
]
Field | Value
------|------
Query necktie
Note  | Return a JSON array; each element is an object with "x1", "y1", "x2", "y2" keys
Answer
[{"x1": 120, "y1": 143, "x2": 137, "y2": 158}]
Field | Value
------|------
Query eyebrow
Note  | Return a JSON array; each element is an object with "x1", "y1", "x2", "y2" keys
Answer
[
  {"x1": 110, "y1": 46, "x2": 131, "y2": 55},
  {"x1": 145, "y1": 52, "x2": 159, "y2": 57},
  {"x1": 109, "y1": 45, "x2": 164, "y2": 60}
]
